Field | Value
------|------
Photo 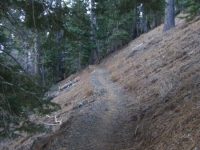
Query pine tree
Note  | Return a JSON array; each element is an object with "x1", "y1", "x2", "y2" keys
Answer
[
  {"x1": 0, "y1": 0, "x2": 61, "y2": 137},
  {"x1": 163, "y1": 0, "x2": 175, "y2": 32},
  {"x1": 181, "y1": 0, "x2": 200, "y2": 21}
]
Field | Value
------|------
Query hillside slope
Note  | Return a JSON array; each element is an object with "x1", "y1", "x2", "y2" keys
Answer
[
  {"x1": 2, "y1": 16, "x2": 200, "y2": 150},
  {"x1": 33, "y1": 16, "x2": 200, "y2": 150},
  {"x1": 101, "y1": 16, "x2": 200, "y2": 149}
]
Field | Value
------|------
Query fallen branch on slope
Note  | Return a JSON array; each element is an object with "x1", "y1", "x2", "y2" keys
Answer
[{"x1": 40, "y1": 113, "x2": 62, "y2": 126}]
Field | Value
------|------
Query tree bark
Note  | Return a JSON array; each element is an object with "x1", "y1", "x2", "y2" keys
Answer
[
  {"x1": 34, "y1": 32, "x2": 41, "y2": 77},
  {"x1": 57, "y1": 0, "x2": 64, "y2": 77},
  {"x1": 163, "y1": 0, "x2": 175, "y2": 33},
  {"x1": 141, "y1": 6, "x2": 148, "y2": 33},
  {"x1": 131, "y1": 2, "x2": 138, "y2": 40},
  {"x1": 89, "y1": 0, "x2": 96, "y2": 65}
]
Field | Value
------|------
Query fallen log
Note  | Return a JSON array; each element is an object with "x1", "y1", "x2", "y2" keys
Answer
[
  {"x1": 59, "y1": 81, "x2": 72, "y2": 91},
  {"x1": 43, "y1": 90, "x2": 59, "y2": 101},
  {"x1": 43, "y1": 76, "x2": 80, "y2": 100}
]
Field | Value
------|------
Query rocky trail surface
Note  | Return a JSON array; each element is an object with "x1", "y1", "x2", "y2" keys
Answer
[{"x1": 31, "y1": 67, "x2": 135, "y2": 150}]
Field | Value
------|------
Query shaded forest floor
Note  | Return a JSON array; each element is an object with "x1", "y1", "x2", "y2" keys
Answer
[{"x1": 1, "y1": 14, "x2": 200, "y2": 150}]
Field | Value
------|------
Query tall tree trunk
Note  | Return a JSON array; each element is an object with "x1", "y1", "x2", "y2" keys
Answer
[
  {"x1": 131, "y1": 3, "x2": 137, "y2": 40},
  {"x1": 141, "y1": 6, "x2": 148, "y2": 33},
  {"x1": 57, "y1": 0, "x2": 64, "y2": 77},
  {"x1": 89, "y1": 0, "x2": 95, "y2": 65},
  {"x1": 163, "y1": 0, "x2": 175, "y2": 33},
  {"x1": 41, "y1": 61, "x2": 46, "y2": 86},
  {"x1": 34, "y1": 32, "x2": 41, "y2": 76}
]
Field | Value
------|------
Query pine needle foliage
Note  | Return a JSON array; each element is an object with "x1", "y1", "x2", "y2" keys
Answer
[
  {"x1": 0, "y1": 55, "x2": 60, "y2": 137},
  {"x1": 182, "y1": 0, "x2": 200, "y2": 21}
]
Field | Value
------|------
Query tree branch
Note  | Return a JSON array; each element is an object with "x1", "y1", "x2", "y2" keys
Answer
[
  {"x1": 32, "y1": 0, "x2": 37, "y2": 31},
  {"x1": 0, "y1": 50, "x2": 29, "y2": 74}
]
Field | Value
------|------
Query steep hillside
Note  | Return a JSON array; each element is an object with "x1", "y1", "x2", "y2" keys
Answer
[
  {"x1": 2, "y1": 16, "x2": 200, "y2": 150},
  {"x1": 102, "y1": 16, "x2": 200, "y2": 149}
]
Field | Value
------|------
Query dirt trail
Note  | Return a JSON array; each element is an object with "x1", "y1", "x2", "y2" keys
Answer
[
  {"x1": 88, "y1": 67, "x2": 134, "y2": 149},
  {"x1": 31, "y1": 67, "x2": 134, "y2": 150}
]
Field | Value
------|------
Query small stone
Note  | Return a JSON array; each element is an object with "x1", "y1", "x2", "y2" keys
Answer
[
  {"x1": 79, "y1": 102, "x2": 83, "y2": 107},
  {"x1": 188, "y1": 51, "x2": 194, "y2": 55},
  {"x1": 14, "y1": 131, "x2": 20, "y2": 135},
  {"x1": 152, "y1": 131, "x2": 158, "y2": 137},
  {"x1": 105, "y1": 108, "x2": 109, "y2": 111},
  {"x1": 194, "y1": 147, "x2": 199, "y2": 150},
  {"x1": 184, "y1": 96, "x2": 189, "y2": 102},
  {"x1": 188, "y1": 133, "x2": 192, "y2": 137},
  {"x1": 151, "y1": 78, "x2": 158, "y2": 83}
]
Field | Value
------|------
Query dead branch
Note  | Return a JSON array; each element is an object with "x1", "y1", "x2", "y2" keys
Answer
[
  {"x1": 40, "y1": 113, "x2": 62, "y2": 126},
  {"x1": 59, "y1": 81, "x2": 72, "y2": 90},
  {"x1": 43, "y1": 76, "x2": 80, "y2": 100},
  {"x1": 135, "y1": 125, "x2": 139, "y2": 135},
  {"x1": 39, "y1": 121, "x2": 61, "y2": 126}
]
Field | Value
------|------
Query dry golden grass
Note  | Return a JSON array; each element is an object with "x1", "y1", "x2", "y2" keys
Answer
[
  {"x1": 110, "y1": 72, "x2": 119, "y2": 82},
  {"x1": 85, "y1": 89, "x2": 94, "y2": 97},
  {"x1": 100, "y1": 16, "x2": 200, "y2": 149},
  {"x1": 53, "y1": 69, "x2": 93, "y2": 106}
]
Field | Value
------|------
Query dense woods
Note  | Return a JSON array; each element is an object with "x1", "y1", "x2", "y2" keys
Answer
[{"x1": 0, "y1": 0, "x2": 199, "y2": 137}]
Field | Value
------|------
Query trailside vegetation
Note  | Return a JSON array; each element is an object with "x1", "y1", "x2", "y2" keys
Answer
[{"x1": 0, "y1": 0, "x2": 199, "y2": 137}]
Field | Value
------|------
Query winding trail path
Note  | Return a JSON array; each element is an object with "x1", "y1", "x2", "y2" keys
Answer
[{"x1": 31, "y1": 67, "x2": 134, "y2": 150}]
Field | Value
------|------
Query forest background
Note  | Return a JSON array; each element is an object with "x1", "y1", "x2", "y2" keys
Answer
[{"x1": 0, "y1": 0, "x2": 199, "y2": 137}]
